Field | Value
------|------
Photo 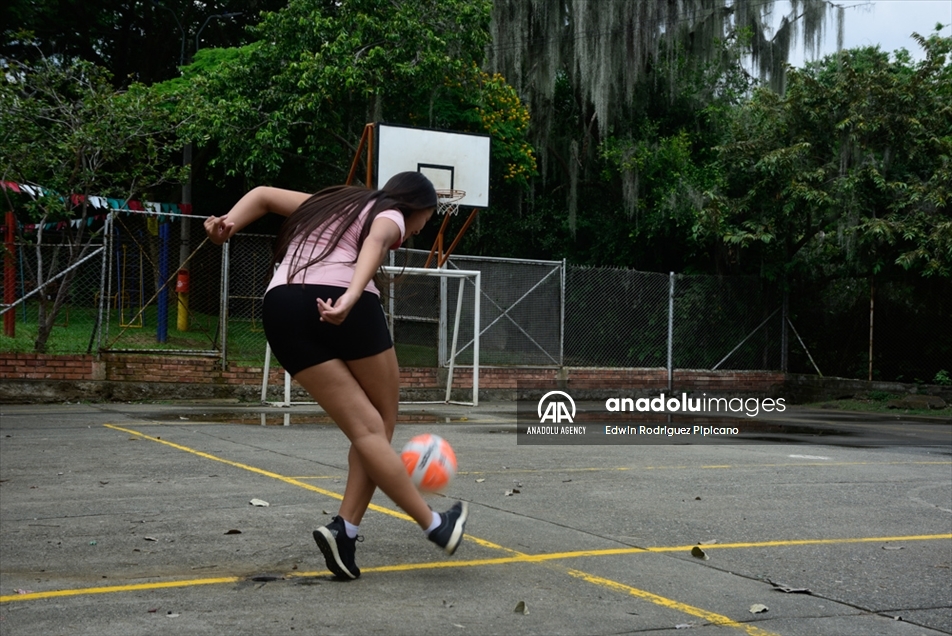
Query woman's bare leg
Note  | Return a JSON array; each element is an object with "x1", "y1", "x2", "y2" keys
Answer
[
  {"x1": 338, "y1": 348, "x2": 399, "y2": 525},
  {"x1": 293, "y1": 356, "x2": 432, "y2": 529}
]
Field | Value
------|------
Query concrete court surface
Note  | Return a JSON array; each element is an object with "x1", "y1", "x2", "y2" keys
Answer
[{"x1": 0, "y1": 401, "x2": 950, "y2": 636}]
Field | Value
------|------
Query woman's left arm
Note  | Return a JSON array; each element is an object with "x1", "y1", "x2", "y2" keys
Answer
[
  {"x1": 316, "y1": 216, "x2": 402, "y2": 324},
  {"x1": 204, "y1": 187, "x2": 311, "y2": 245}
]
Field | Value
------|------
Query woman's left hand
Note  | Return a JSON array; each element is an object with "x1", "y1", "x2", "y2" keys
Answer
[
  {"x1": 317, "y1": 291, "x2": 358, "y2": 325},
  {"x1": 204, "y1": 215, "x2": 234, "y2": 245}
]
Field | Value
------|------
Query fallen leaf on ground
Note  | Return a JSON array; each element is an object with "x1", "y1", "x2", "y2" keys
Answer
[
  {"x1": 250, "y1": 498, "x2": 270, "y2": 507},
  {"x1": 690, "y1": 546, "x2": 709, "y2": 560},
  {"x1": 513, "y1": 600, "x2": 528, "y2": 615},
  {"x1": 749, "y1": 604, "x2": 768, "y2": 614},
  {"x1": 769, "y1": 581, "x2": 811, "y2": 594}
]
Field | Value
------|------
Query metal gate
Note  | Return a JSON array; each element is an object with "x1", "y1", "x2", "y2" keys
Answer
[{"x1": 392, "y1": 249, "x2": 564, "y2": 367}]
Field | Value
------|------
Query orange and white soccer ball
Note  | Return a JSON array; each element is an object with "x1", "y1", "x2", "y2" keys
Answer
[{"x1": 400, "y1": 434, "x2": 457, "y2": 492}]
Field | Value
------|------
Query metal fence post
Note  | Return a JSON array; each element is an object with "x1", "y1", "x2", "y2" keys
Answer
[
  {"x1": 560, "y1": 258, "x2": 566, "y2": 368},
  {"x1": 220, "y1": 240, "x2": 230, "y2": 370},
  {"x1": 473, "y1": 270, "x2": 480, "y2": 406},
  {"x1": 781, "y1": 290, "x2": 789, "y2": 372},
  {"x1": 101, "y1": 212, "x2": 116, "y2": 354},
  {"x1": 868, "y1": 277, "x2": 875, "y2": 382},
  {"x1": 388, "y1": 250, "x2": 395, "y2": 337},
  {"x1": 96, "y1": 213, "x2": 113, "y2": 354},
  {"x1": 667, "y1": 271, "x2": 674, "y2": 392},
  {"x1": 439, "y1": 263, "x2": 447, "y2": 366},
  {"x1": 157, "y1": 221, "x2": 170, "y2": 343}
]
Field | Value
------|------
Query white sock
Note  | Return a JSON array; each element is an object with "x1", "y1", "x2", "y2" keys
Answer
[
  {"x1": 424, "y1": 511, "x2": 442, "y2": 535},
  {"x1": 343, "y1": 519, "x2": 359, "y2": 539}
]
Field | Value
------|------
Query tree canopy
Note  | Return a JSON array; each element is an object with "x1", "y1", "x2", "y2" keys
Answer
[
  {"x1": 1, "y1": 0, "x2": 287, "y2": 86},
  {"x1": 486, "y1": 0, "x2": 844, "y2": 222},
  {"x1": 166, "y1": 0, "x2": 535, "y2": 201},
  {"x1": 701, "y1": 30, "x2": 952, "y2": 280},
  {"x1": 2, "y1": 1, "x2": 948, "y2": 283},
  {"x1": 0, "y1": 54, "x2": 188, "y2": 351}
]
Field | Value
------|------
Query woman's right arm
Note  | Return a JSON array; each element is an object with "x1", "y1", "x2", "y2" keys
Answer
[{"x1": 204, "y1": 186, "x2": 311, "y2": 245}]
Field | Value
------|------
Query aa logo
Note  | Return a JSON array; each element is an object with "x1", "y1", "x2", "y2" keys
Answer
[{"x1": 537, "y1": 391, "x2": 576, "y2": 424}]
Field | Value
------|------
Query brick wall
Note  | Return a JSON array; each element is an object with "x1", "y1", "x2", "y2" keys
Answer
[
  {"x1": 445, "y1": 367, "x2": 784, "y2": 394},
  {"x1": 0, "y1": 352, "x2": 787, "y2": 402},
  {"x1": 0, "y1": 353, "x2": 105, "y2": 382}
]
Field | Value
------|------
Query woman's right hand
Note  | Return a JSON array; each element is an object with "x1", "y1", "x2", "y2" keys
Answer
[
  {"x1": 317, "y1": 291, "x2": 358, "y2": 325},
  {"x1": 204, "y1": 215, "x2": 235, "y2": 246}
]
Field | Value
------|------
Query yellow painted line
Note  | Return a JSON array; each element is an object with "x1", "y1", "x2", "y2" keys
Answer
[
  {"x1": 286, "y1": 476, "x2": 341, "y2": 480},
  {"x1": 75, "y1": 424, "x2": 946, "y2": 635},
  {"x1": 648, "y1": 534, "x2": 952, "y2": 553},
  {"x1": 6, "y1": 533, "x2": 951, "y2": 605},
  {"x1": 566, "y1": 568, "x2": 776, "y2": 636},
  {"x1": 103, "y1": 424, "x2": 414, "y2": 523},
  {"x1": 489, "y1": 534, "x2": 952, "y2": 560},
  {"x1": 287, "y1": 532, "x2": 952, "y2": 575},
  {"x1": 0, "y1": 576, "x2": 241, "y2": 603},
  {"x1": 105, "y1": 424, "x2": 516, "y2": 554}
]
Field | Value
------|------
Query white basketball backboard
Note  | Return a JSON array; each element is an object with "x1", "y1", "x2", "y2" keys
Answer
[{"x1": 375, "y1": 124, "x2": 491, "y2": 208}]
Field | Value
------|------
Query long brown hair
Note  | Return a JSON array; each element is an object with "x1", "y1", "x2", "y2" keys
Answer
[{"x1": 273, "y1": 172, "x2": 437, "y2": 281}]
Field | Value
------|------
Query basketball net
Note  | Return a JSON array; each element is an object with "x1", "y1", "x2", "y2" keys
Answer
[
  {"x1": 436, "y1": 189, "x2": 466, "y2": 216},
  {"x1": 427, "y1": 190, "x2": 470, "y2": 268}
]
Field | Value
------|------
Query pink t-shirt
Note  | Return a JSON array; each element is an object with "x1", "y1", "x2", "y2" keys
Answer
[{"x1": 266, "y1": 206, "x2": 405, "y2": 296}]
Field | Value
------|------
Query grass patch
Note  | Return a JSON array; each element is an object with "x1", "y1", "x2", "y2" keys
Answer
[
  {"x1": 0, "y1": 301, "x2": 264, "y2": 359},
  {"x1": 1, "y1": 305, "x2": 98, "y2": 354},
  {"x1": 804, "y1": 396, "x2": 951, "y2": 418},
  {"x1": 395, "y1": 343, "x2": 437, "y2": 367}
]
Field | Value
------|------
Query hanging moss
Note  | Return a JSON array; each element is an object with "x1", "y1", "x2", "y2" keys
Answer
[{"x1": 487, "y1": 0, "x2": 843, "y2": 219}]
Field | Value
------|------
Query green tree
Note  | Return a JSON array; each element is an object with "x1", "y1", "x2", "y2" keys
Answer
[
  {"x1": 1, "y1": 0, "x2": 285, "y2": 87},
  {"x1": 465, "y1": 32, "x2": 754, "y2": 270},
  {"x1": 487, "y1": 0, "x2": 844, "y2": 240},
  {"x1": 0, "y1": 54, "x2": 187, "y2": 352},
  {"x1": 166, "y1": 0, "x2": 535, "y2": 200},
  {"x1": 701, "y1": 30, "x2": 952, "y2": 280}
]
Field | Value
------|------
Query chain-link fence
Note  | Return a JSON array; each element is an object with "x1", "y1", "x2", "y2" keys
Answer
[
  {"x1": 564, "y1": 267, "x2": 668, "y2": 367},
  {"x1": 225, "y1": 233, "x2": 275, "y2": 365},
  {"x1": 1, "y1": 240, "x2": 105, "y2": 354},
  {"x1": 384, "y1": 249, "x2": 442, "y2": 367},
  {"x1": 4, "y1": 214, "x2": 947, "y2": 384},
  {"x1": 376, "y1": 249, "x2": 562, "y2": 368},
  {"x1": 437, "y1": 251, "x2": 562, "y2": 367},
  {"x1": 101, "y1": 213, "x2": 223, "y2": 357},
  {"x1": 674, "y1": 274, "x2": 782, "y2": 371},
  {"x1": 563, "y1": 268, "x2": 782, "y2": 370},
  {"x1": 789, "y1": 275, "x2": 952, "y2": 384}
]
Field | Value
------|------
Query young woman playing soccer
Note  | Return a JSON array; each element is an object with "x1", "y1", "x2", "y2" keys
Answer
[{"x1": 203, "y1": 172, "x2": 468, "y2": 579}]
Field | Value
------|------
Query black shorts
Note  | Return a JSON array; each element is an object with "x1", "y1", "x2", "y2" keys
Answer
[{"x1": 263, "y1": 284, "x2": 393, "y2": 376}]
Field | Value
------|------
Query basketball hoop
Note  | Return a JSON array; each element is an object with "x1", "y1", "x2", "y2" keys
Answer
[{"x1": 436, "y1": 189, "x2": 466, "y2": 216}]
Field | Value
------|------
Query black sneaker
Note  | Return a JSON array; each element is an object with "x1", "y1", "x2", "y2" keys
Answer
[
  {"x1": 313, "y1": 516, "x2": 360, "y2": 580},
  {"x1": 427, "y1": 501, "x2": 469, "y2": 555}
]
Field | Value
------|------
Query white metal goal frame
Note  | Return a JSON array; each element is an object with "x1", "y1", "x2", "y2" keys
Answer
[{"x1": 261, "y1": 266, "x2": 481, "y2": 407}]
